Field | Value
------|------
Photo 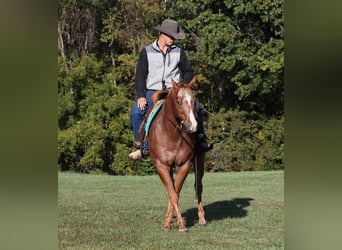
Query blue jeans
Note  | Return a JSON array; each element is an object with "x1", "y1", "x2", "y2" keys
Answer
[{"x1": 130, "y1": 90, "x2": 205, "y2": 150}]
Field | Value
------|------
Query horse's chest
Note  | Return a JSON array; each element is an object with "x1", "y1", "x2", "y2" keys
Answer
[{"x1": 158, "y1": 147, "x2": 192, "y2": 167}]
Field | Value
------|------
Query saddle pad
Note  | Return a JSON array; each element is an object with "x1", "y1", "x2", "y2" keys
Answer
[{"x1": 145, "y1": 100, "x2": 164, "y2": 136}]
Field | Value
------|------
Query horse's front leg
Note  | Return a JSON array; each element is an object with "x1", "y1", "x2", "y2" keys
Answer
[
  {"x1": 162, "y1": 168, "x2": 174, "y2": 231},
  {"x1": 173, "y1": 162, "x2": 191, "y2": 232},
  {"x1": 194, "y1": 153, "x2": 207, "y2": 226},
  {"x1": 155, "y1": 164, "x2": 180, "y2": 231}
]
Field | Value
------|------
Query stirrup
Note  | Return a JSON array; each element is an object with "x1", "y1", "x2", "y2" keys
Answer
[
  {"x1": 142, "y1": 148, "x2": 149, "y2": 157},
  {"x1": 133, "y1": 141, "x2": 141, "y2": 149},
  {"x1": 196, "y1": 133, "x2": 213, "y2": 153}
]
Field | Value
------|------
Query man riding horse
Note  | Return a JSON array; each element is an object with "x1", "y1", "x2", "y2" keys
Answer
[{"x1": 129, "y1": 19, "x2": 213, "y2": 160}]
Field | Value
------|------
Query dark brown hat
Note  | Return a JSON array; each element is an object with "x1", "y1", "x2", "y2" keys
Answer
[{"x1": 153, "y1": 19, "x2": 185, "y2": 40}]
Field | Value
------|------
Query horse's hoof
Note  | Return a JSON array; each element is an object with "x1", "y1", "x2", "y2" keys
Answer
[
  {"x1": 198, "y1": 220, "x2": 208, "y2": 226},
  {"x1": 162, "y1": 226, "x2": 170, "y2": 232},
  {"x1": 198, "y1": 221, "x2": 208, "y2": 227},
  {"x1": 178, "y1": 227, "x2": 188, "y2": 233}
]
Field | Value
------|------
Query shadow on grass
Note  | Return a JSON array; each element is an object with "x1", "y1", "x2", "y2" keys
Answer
[{"x1": 182, "y1": 198, "x2": 254, "y2": 228}]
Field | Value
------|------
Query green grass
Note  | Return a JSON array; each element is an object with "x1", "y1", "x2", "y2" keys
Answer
[{"x1": 58, "y1": 171, "x2": 284, "y2": 249}]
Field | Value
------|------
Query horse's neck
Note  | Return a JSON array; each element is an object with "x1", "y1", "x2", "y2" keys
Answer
[
  {"x1": 163, "y1": 94, "x2": 179, "y2": 124},
  {"x1": 152, "y1": 97, "x2": 195, "y2": 153}
]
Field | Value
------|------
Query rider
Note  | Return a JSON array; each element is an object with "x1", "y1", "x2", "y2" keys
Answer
[{"x1": 129, "y1": 19, "x2": 213, "y2": 160}]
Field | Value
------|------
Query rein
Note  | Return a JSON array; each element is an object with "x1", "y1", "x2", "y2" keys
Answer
[{"x1": 168, "y1": 115, "x2": 194, "y2": 149}]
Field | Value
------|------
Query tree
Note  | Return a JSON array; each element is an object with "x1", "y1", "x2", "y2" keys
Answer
[
  {"x1": 58, "y1": 0, "x2": 113, "y2": 62},
  {"x1": 167, "y1": 0, "x2": 284, "y2": 116},
  {"x1": 58, "y1": 55, "x2": 133, "y2": 173}
]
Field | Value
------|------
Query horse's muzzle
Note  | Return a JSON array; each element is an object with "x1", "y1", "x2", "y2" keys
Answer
[{"x1": 182, "y1": 121, "x2": 197, "y2": 133}]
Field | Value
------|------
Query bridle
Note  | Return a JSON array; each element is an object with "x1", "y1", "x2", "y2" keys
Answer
[{"x1": 164, "y1": 88, "x2": 196, "y2": 149}]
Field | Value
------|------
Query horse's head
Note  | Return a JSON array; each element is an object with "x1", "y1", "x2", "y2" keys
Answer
[{"x1": 170, "y1": 77, "x2": 198, "y2": 133}]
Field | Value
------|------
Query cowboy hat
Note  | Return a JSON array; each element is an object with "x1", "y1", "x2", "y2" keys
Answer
[{"x1": 153, "y1": 19, "x2": 185, "y2": 40}]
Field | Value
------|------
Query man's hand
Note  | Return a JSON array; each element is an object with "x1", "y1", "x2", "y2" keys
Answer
[{"x1": 137, "y1": 97, "x2": 147, "y2": 110}]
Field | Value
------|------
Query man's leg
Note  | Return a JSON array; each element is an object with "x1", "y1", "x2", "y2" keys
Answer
[
  {"x1": 139, "y1": 90, "x2": 156, "y2": 156},
  {"x1": 129, "y1": 90, "x2": 155, "y2": 160},
  {"x1": 129, "y1": 102, "x2": 148, "y2": 159},
  {"x1": 130, "y1": 103, "x2": 147, "y2": 144}
]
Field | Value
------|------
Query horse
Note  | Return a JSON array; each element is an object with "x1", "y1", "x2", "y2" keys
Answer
[{"x1": 148, "y1": 76, "x2": 207, "y2": 232}]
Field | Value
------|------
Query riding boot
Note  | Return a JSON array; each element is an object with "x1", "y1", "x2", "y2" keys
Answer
[
  {"x1": 130, "y1": 133, "x2": 148, "y2": 160},
  {"x1": 129, "y1": 147, "x2": 149, "y2": 160},
  {"x1": 129, "y1": 149, "x2": 142, "y2": 160},
  {"x1": 196, "y1": 133, "x2": 213, "y2": 153},
  {"x1": 133, "y1": 110, "x2": 149, "y2": 149}
]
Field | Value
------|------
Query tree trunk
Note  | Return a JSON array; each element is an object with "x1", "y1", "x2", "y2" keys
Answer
[{"x1": 58, "y1": 22, "x2": 69, "y2": 73}]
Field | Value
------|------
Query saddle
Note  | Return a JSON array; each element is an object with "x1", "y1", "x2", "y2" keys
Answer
[{"x1": 151, "y1": 88, "x2": 169, "y2": 103}]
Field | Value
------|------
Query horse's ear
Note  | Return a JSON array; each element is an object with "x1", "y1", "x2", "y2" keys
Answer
[
  {"x1": 171, "y1": 78, "x2": 179, "y2": 89},
  {"x1": 187, "y1": 76, "x2": 196, "y2": 88}
]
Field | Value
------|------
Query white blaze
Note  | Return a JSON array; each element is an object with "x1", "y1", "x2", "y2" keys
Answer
[{"x1": 185, "y1": 93, "x2": 197, "y2": 131}]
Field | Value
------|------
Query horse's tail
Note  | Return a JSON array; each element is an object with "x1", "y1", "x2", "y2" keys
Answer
[
  {"x1": 194, "y1": 152, "x2": 205, "y2": 200},
  {"x1": 194, "y1": 154, "x2": 199, "y2": 199}
]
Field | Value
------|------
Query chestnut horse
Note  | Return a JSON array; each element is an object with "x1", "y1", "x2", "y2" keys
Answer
[{"x1": 148, "y1": 77, "x2": 207, "y2": 232}]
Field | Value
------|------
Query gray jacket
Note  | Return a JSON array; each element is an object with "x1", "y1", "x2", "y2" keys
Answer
[{"x1": 135, "y1": 39, "x2": 194, "y2": 98}]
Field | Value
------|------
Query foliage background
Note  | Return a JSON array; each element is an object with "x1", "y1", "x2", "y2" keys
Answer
[{"x1": 58, "y1": 0, "x2": 284, "y2": 175}]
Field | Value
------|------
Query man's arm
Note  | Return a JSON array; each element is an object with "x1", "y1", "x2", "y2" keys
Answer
[
  {"x1": 135, "y1": 48, "x2": 148, "y2": 98},
  {"x1": 179, "y1": 49, "x2": 194, "y2": 83}
]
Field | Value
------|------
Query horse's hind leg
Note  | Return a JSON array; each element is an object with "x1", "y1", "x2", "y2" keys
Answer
[
  {"x1": 162, "y1": 200, "x2": 173, "y2": 231},
  {"x1": 165, "y1": 190, "x2": 185, "y2": 232},
  {"x1": 194, "y1": 153, "x2": 207, "y2": 226}
]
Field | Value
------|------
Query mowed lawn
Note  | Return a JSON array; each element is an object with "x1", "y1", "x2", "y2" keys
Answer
[{"x1": 58, "y1": 170, "x2": 284, "y2": 249}]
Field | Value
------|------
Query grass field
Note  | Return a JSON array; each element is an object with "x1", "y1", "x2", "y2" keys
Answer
[{"x1": 58, "y1": 170, "x2": 284, "y2": 249}]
